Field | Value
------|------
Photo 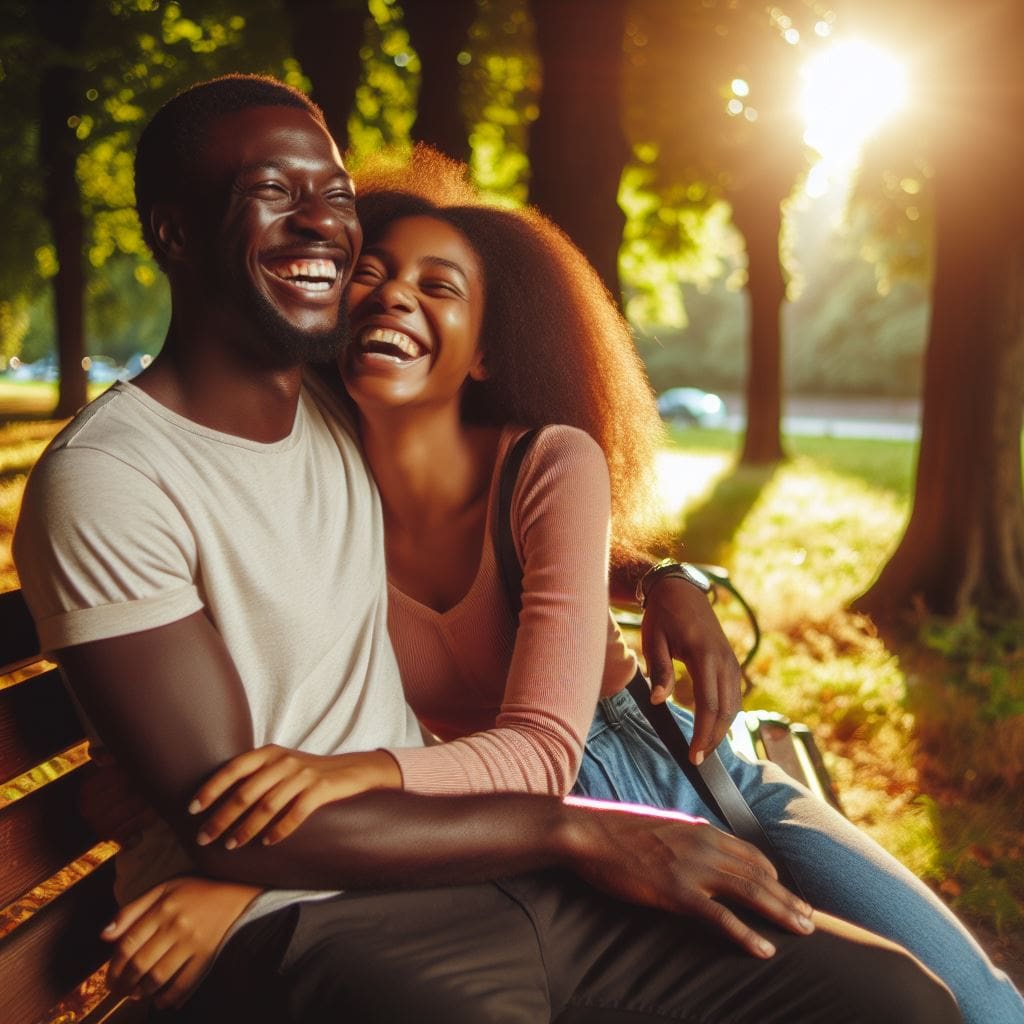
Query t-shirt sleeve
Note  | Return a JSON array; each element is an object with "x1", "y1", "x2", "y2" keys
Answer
[
  {"x1": 392, "y1": 425, "x2": 611, "y2": 796},
  {"x1": 13, "y1": 446, "x2": 202, "y2": 652}
]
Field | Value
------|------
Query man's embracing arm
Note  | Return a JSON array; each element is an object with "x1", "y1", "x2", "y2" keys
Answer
[{"x1": 56, "y1": 611, "x2": 814, "y2": 958}]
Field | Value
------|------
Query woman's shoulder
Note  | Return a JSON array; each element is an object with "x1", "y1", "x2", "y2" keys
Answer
[{"x1": 511, "y1": 423, "x2": 609, "y2": 494}]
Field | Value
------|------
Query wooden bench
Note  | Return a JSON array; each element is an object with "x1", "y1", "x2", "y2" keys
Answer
[
  {"x1": 0, "y1": 587, "x2": 144, "y2": 1024},
  {"x1": 0, "y1": 570, "x2": 839, "y2": 1024}
]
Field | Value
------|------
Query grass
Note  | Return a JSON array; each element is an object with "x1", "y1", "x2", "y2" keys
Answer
[
  {"x1": 657, "y1": 424, "x2": 1024, "y2": 980},
  {"x1": 3, "y1": 410, "x2": 1022, "y2": 978}
]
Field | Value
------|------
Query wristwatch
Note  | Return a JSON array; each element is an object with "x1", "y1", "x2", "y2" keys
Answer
[{"x1": 636, "y1": 559, "x2": 713, "y2": 607}]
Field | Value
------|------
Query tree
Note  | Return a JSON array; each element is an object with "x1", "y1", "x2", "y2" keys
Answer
[
  {"x1": 404, "y1": 0, "x2": 477, "y2": 162},
  {"x1": 856, "y1": 0, "x2": 1024, "y2": 620},
  {"x1": 527, "y1": 0, "x2": 631, "y2": 302},
  {"x1": 282, "y1": 0, "x2": 368, "y2": 151},
  {"x1": 626, "y1": 1, "x2": 815, "y2": 465},
  {"x1": 35, "y1": 0, "x2": 92, "y2": 417}
]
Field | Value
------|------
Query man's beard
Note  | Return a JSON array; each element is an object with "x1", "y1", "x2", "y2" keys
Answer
[{"x1": 220, "y1": 260, "x2": 354, "y2": 369}]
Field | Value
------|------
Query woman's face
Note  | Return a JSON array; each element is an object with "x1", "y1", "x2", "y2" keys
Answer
[{"x1": 342, "y1": 214, "x2": 486, "y2": 415}]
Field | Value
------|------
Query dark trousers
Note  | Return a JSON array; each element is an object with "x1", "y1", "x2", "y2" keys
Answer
[{"x1": 160, "y1": 870, "x2": 960, "y2": 1023}]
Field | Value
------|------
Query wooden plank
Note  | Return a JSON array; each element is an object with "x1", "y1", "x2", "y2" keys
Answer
[
  {"x1": 0, "y1": 668, "x2": 85, "y2": 783},
  {"x1": 0, "y1": 864, "x2": 116, "y2": 1024},
  {"x1": 0, "y1": 590, "x2": 41, "y2": 672},
  {"x1": 0, "y1": 767, "x2": 101, "y2": 909}
]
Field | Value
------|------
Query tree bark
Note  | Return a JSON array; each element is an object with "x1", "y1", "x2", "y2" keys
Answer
[
  {"x1": 856, "y1": 0, "x2": 1024, "y2": 621},
  {"x1": 283, "y1": 0, "x2": 367, "y2": 151},
  {"x1": 729, "y1": 187, "x2": 788, "y2": 465},
  {"x1": 527, "y1": 0, "x2": 630, "y2": 303},
  {"x1": 36, "y1": 0, "x2": 90, "y2": 419},
  {"x1": 403, "y1": 0, "x2": 476, "y2": 163}
]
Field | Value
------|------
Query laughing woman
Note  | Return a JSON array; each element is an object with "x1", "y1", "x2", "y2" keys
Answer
[{"x1": 107, "y1": 151, "x2": 1021, "y2": 1023}]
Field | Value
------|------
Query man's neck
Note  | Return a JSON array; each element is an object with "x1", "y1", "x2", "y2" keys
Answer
[{"x1": 132, "y1": 341, "x2": 305, "y2": 444}]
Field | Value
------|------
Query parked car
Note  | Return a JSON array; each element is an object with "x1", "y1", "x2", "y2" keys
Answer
[
  {"x1": 6, "y1": 355, "x2": 58, "y2": 381},
  {"x1": 656, "y1": 387, "x2": 726, "y2": 427}
]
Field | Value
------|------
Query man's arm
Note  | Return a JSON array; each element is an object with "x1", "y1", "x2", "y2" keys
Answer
[
  {"x1": 610, "y1": 553, "x2": 742, "y2": 762},
  {"x1": 59, "y1": 611, "x2": 813, "y2": 957}
]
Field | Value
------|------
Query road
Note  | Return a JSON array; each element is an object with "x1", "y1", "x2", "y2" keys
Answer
[{"x1": 716, "y1": 393, "x2": 921, "y2": 441}]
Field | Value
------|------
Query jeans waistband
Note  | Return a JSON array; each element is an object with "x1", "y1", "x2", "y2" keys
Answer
[{"x1": 595, "y1": 672, "x2": 647, "y2": 729}]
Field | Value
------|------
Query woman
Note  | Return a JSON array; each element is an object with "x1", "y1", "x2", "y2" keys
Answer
[{"x1": 106, "y1": 150, "x2": 1021, "y2": 1023}]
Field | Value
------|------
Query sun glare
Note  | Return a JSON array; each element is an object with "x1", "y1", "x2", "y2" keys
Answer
[{"x1": 800, "y1": 39, "x2": 908, "y2": 195}]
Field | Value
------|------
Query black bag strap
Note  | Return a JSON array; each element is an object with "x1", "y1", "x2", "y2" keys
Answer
[{"x1": 494, "y1": 428, "x2": 805, "y2": 897}]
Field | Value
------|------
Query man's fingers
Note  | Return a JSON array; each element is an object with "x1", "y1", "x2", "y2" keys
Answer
[
  {"x1": 153, "y1": 958, "x2": 204, "y2": 1010},
  {"x1": 695, "y1": 896, "x2": 778, "y2": 959}
]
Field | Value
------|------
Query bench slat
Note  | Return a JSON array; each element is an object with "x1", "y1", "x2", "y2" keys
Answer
[
  {"x1": 0, "y1": 589, "x2": 42, "y2": 671},
  {"x1": 0, "y1": 863, "x2": 115, "y2": 1024},
  {"x1": 0, "y1": 667, "x2": 86, "y2": 783},
  {"x1": 0, "y1": 767, "x2": 102, "y2": 909}
]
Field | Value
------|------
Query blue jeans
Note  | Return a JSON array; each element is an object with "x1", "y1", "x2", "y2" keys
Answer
[{"x1": 573, "y1": 687, "x2": 1024, "y2": 1024}]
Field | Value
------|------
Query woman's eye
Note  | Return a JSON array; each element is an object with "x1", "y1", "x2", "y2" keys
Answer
[
  {"x1": 351, "y1": 263, "x2": 382, "y2": 282},
  {"x1": 423, "y1": 279, "x2": 461, "y2": 296}
]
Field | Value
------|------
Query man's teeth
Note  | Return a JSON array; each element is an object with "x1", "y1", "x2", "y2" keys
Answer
[
  {"x1": 359, "y1": 328, "x2": 423, "y2": 361},
  {"x1": 268, "y1": 259, "x2": 338, "y2": 291}
]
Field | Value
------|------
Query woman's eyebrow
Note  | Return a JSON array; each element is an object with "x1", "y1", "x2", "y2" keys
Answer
[{"x1": 419, "y1": 255, "x2": 470, "y2": 283}]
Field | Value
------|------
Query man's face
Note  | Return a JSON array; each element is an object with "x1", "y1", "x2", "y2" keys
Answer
[{"x1": 192, "y1": 105, "x2": 362, "y2": 368}]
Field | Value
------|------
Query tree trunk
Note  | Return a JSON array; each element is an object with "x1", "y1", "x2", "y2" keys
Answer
[
  {"x1": 527, "y1": 0, "x2": 630, "y2": 303},
  {"x1": 730, "y1": 188, "x2": 788, "y2": 465},
  {"x1": 404, "y1": 0, "x2": 476, "y2": 163},
  {"x1": 36, "y1": 0, "x2": 90, "y2": 419},
  {"x1": 283, "y1": 0, "x2": 367, "y2": 151},
  {"x1": 856, "y1": 0, "x2": 1024, "y2": 621}
]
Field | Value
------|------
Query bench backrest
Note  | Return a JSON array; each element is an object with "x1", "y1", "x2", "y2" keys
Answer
[{"x1": 0, "y1": 588, "x2": 137, "y2": 1024}]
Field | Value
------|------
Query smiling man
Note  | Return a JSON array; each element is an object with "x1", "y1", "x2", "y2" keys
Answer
[{"x1": 11, "y1": 76, "x2": 961, "y2": 1023}]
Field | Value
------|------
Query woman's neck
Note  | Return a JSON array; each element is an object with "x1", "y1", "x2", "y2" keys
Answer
[{"x1": 358, "y1": 406, "x2": 499, "y2": 533}]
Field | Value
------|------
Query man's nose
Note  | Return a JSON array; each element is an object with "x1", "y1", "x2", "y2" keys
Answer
[{"x1": 290, "y1": 191, "x2": 345, "y2": 238}]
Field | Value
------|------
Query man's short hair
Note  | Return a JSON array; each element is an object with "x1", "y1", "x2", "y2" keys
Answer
[{"x1": 135, "y1": 74, "x2": 327, "y2": 265}]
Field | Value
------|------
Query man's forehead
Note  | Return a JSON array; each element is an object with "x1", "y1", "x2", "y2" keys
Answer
[{"x1": 202, "y1": 104, "x2": 346, "y2": 177}]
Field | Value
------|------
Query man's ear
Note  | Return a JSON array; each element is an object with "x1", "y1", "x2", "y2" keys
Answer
[{"x1": 151, "y1": 203, "x2": 189, "y2": 264}]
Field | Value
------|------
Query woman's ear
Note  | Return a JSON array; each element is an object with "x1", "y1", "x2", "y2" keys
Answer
[
  {"x1": 151, "y1": 203, "x2": 189, "y2": 264},
  {"x1": 468, "y1": 351, "x2": 488, "y2": 382}
]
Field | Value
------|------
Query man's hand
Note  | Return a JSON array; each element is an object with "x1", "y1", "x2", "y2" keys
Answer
[
  {"x1": 639, "y1": 576, "x2": 742, "y2": 764},
  {"x1": 190, "y1": 746, "x2": 403, "y2": 850},
  {"x1": 561, "y1": 796, "x2": 815, "y2": 958}
]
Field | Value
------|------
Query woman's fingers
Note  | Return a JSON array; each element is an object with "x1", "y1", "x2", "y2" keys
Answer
[
  {"x1": 221, "y1": 774, "x2": 317, "y2": 849},
  {"x1": 102, "y1": 884, "x2": 167, "y2": 941},
  {"x1": 190, "y1": 745, "x2": 287, "y2": 815},
  {"x1": 195, "y1": 758, "x2": 297, "y2": 846}
]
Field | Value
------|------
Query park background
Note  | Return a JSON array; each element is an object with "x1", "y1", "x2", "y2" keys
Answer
[{"x1": 1, "y1": 0, "x2": 1022, "y2": 987}]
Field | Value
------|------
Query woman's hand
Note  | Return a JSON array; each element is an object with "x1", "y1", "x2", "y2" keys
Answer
[
  {"x1": 103, "y1": 876, "x2": 259, "y2": 1008},
  {"x1": 191, "y1": 746, "x2": 403, "y2": 849}
]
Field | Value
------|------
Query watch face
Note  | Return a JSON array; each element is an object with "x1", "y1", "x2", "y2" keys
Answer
[{"x1": 681, "y1": 563, "x2": 712, "y2": 592}]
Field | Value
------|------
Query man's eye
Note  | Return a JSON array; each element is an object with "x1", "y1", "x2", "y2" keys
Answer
[
  {"x1": 326, "y1": 188, "x2": 355, "y2": 207},
  {"x1": 251, "y1": 182, "x2": 289, "y2": 198}
]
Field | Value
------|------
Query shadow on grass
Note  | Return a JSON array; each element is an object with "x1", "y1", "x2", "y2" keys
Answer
[{"x1": 669, "y1": 460, "x2": 779, "y2": 564}]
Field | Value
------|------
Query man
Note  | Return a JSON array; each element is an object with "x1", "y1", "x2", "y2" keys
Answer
[{"x1": 13, "y1": 75, "x2": 959, "y2": 1023}]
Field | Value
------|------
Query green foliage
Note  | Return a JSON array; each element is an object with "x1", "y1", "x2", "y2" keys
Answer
[
  {"x1": 920, "y1": 614, "x2": 1024, "y2": 723},
  {"x1": 348, "y1": 0, "x2": 418, "y2": 162}
]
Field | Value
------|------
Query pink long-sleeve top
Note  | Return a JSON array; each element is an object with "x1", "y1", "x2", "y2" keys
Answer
[{"x1": 386, "y1": 424, "x2": 639, "y2": 796}]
